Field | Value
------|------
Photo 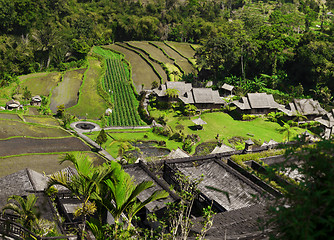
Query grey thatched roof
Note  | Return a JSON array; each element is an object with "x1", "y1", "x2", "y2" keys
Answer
[
  {"x1": 231, "y1": 97, "x2": 251, "y2": 110},
  {"x1": 192, "y1": 88, "x2": 225, "y2": 104},
  {"x1": 192, "y1": 204, "x2": 270, "y2": 239},
  {"x1": 205, "y1": 81, "x2": 213, "y2": 87},
  {"x1": 211, "y1": 144, "x2": 234, "y2": 154},
  {"x1": 166, "y1": 147, "x2": 190, "y2": 159},
  {"x1": 6, "y1": 99, "x2": 20, "y2": 108},
  {"x1": 173, "y1": 161, "x2": 266, "y2": 211},
  {"x1": 293, "y1": 99, "x2": 326, "y2": 116},
  {"x1": 221, "y1": 83, "x2": 234, "y2": 92},
  {"x1": 247, "y1": 93, "x2": 279, "y2": 109},
  {"x1": 315, "y1": 109, "x2": 334, "y2": 128},
  {"x1": 245, "y1": 139, "x2": 254, "y2": 145},
  {"x1": 31, "y1": 95, "x2": 42, "y2": 102},
  {"x1": 192, "y1": 117, "x2": 207, "y2": 125},
  {"x1": 124, "y1": 164, "x2": 176, "y2": 212},
  {"x1": 154, "y1": 82, "x2": 226, "y2": 106}
]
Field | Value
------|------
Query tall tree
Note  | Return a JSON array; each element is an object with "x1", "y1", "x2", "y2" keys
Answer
[{"x1": 47, "y1": 153, "x2": 113, "y2": 240}]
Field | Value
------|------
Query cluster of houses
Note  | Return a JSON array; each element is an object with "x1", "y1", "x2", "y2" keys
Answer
[
  {"x1": 1, "y1": 95, "x2": 42, "y2": 111},
  {"x1": 152, "y1": 81, "x2": 334, "y2": 138}
]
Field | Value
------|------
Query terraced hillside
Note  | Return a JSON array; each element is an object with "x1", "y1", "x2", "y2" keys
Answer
[
  {"x1": 93, "y1": 46, "x2": 145, "y2": 126},
  {"x1": 50, "y1": 68, "x2": 86, "y2": 113},
  {"x1": 104, "y1": 41, "x2": 198, "y2": 91}
]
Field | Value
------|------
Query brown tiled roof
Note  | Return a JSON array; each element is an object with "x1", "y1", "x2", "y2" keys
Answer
[{"x1": 293, "y1": 99, "x2": 327, "y2": 116}]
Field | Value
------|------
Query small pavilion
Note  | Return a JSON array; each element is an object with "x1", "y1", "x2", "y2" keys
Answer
[{"x1": 192, "y1": 117, "x2": 207, "y2": 130}]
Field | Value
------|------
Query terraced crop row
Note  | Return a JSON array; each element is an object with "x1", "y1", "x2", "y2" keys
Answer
[{"x1": 103, "y1": 58, "x2": 144, "y2": 126}]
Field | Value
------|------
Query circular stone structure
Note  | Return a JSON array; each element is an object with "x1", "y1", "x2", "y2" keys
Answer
[{"x1": 75, "y1": 122, "x2": 96, "y2": 130}]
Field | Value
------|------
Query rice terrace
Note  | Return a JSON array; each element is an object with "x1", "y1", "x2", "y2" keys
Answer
[{"x1": 0, "y1": 38, "x2": 333, "y2": 240}]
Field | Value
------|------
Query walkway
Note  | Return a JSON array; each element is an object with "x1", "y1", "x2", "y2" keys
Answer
[{"x1": 70, "y1": 121, "x2": 152, "y2": 162}]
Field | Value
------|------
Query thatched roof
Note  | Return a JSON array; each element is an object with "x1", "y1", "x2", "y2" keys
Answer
[
  {"x1": 192, "y1": 88, "x2": 225, "y2": 104},
  {"x1": 172, "y1": 161, "x2": 266, "y2": 211},
  {"x1": 245, "y1": 139, "x2": 254, "y2": 145},
  {"x1": 166, "y1": 147, "x2": 190, "y2": 159},
  {"x1": 211, "y1": 144, "x2": 234, "y2": 154},
  {"x1": 6, "y1": 99, "x2": 20, "y2": 108},
  {"x1": 205, "y1": 81, "x2": 213, "y2": 87},
  {"x1": 0, "y1": 169, "x2": 56, "y2": 221},
  {"x1": 221, "y1": 83, "x2": 234, "y2": 92},
  {"x1": 247, "y1": 93, "x2": 279, "y2": 109},
  {"x1": 231, "y1": 97, "x2": 251, "y2": 110},
  {"x1": 192, "y1": 204, "x2": 271, "y2": 239},
  {"x1": 31, "y1": 95, "x2": 42, "y2": 102},
  {"x1": 293, "y1": 99, "x2": 326, "y2": 116},
  {"x1": 192, "y1": 117, "x2": 207, "y2": 125},
  {"x1": 124, "y1": 163, "x2": 178, "y2": 212}
]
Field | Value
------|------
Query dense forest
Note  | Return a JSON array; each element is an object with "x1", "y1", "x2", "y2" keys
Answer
[{"x1": 0, "y1": 0, "x2": 333, "y2": 104}]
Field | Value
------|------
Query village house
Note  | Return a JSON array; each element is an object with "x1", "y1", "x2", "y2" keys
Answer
[
  {"x1": 220, "y1": 83, "x2": 235, "y2": 97},
  {"x1": 5, "y1": 99, "x2": 22, "y2": 110},
  {"x1": 153, "y1": 82, "x2": 226, "y2": 109},
  {"x1": 278, "y1": 98, "x2": 327, "y2": 120},
  {"x1": 30, "y1": 95, "x2": 42, "y2": 106},
  {"x1": 231, "y1": 93, "x2": 282, "y2": 115},
  {"x1": 315, "y1": 109, "x2": 334, "y2": 139}
]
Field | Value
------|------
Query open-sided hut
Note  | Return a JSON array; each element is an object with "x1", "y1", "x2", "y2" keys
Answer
[
  {"x1": 192, "y1": 117, "x2": 207, "y2": 130},
  {"x1": 221, "y1": 83, "x2": 235, "y2": 97}
]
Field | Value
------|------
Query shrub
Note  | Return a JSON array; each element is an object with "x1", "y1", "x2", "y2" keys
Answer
[{"x1": 242, "y1": 114, "x2": 257, "y2": 121}]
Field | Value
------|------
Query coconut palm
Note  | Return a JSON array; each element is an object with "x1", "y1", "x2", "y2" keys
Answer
[
  {"x1": 166, "y1": 88, "x2": 180, "y2": 98},
  {"x1": 2, "y1": 194, "x2": 39, "y2": 231},
  {"x1": 94, "y1": 164, "x2": 169, "y2": 238},
  {"x1": 47, "y1": 153, "x2": 114, "y2": 240},
  {"x1": 279, "y1": 121, "x2": 297, "y2": 142}
]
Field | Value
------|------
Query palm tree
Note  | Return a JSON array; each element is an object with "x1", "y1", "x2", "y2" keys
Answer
[
  {"x1": 94, "y1": 164, "x2": 169, "y2": 238},
  {"x1": 279, "y1": 121, "x2": 297, "y2": 142},
  {"x1": 47, "y1": 153, "x2": 113, "y2": 240},
  {"x1": 2, "y1": 194, "x2": 39, "y2": 231},
  {"x1": 166, "y1": 88, "x2": 180, "y2": 98}
]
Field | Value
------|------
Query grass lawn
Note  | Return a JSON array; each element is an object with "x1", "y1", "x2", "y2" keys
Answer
[
  {"x1": 150, "y1": 109, "x2": 308, "y2": 151},
  {"x1": 49, "y1": 68, "x2": 86, "y2": 113},
  {"x1": 67, "y1": 57, "x2": 107, "y2": 119},
  {"x1": 0, "y1": 152, "x2": 105, "y2": 178},
  {"x1": 0, "y1": 120, "x2": 70, "y2": 139},
  {"x1": 22, "y1": 72, "x2": 62, "y2": 96},
  {"x1": 84, "y1": 128, "x2": 183, "y2": 158},
  {"x1": 104, "y1": 44, "x2": 161, "y2": 92}
]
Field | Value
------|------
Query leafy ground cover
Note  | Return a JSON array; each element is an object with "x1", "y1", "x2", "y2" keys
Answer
[
  {"x1": 0, "y1": 152, "x2": 104, "y2": 178},
  {"x1": 49, "y1": 68, "x2": 86, "y2": 113},
  {"x1": 149, "y1": 109, "x2": 308, "y2": 152},
  {"x1": 84, "y1": 128, "x2": 183, "y2": 158},
  {"x1": 103, "y1": 58, "x2": 145, "y2": 126},
  {"x1": 104, "y1": 44, "x2": 161, "y2": 92},
  {"x1": 67, "y1": 57, "x2": 107, "y2": 119},
  {"x1": 0, "y1": 120, "x2": 70, "y2": 139},
  {"x1": 0, "y1": 137, "x2": 90, "y2": 157},
  {"x1": 150, "y1": 41, "x2": 195, "y2": 74},
  {"x1": 22, "y1": 72, "x2": 62, "y2": 96}
]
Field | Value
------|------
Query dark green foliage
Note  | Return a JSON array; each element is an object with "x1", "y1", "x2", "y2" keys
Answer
[
  {"x1": 102, "y1": 58, "x2": 144, "y2": 126},
  {"x1": 268, "y1": 140, "x2": 334, "y2": 239},
  {"x1": 96, "y1": 129, "x2": 108, "y2": 148}
]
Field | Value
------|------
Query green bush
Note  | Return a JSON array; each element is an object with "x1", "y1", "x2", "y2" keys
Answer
[{"x1": 242, "y1": 114, "x2": 257, "y2": 121}]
